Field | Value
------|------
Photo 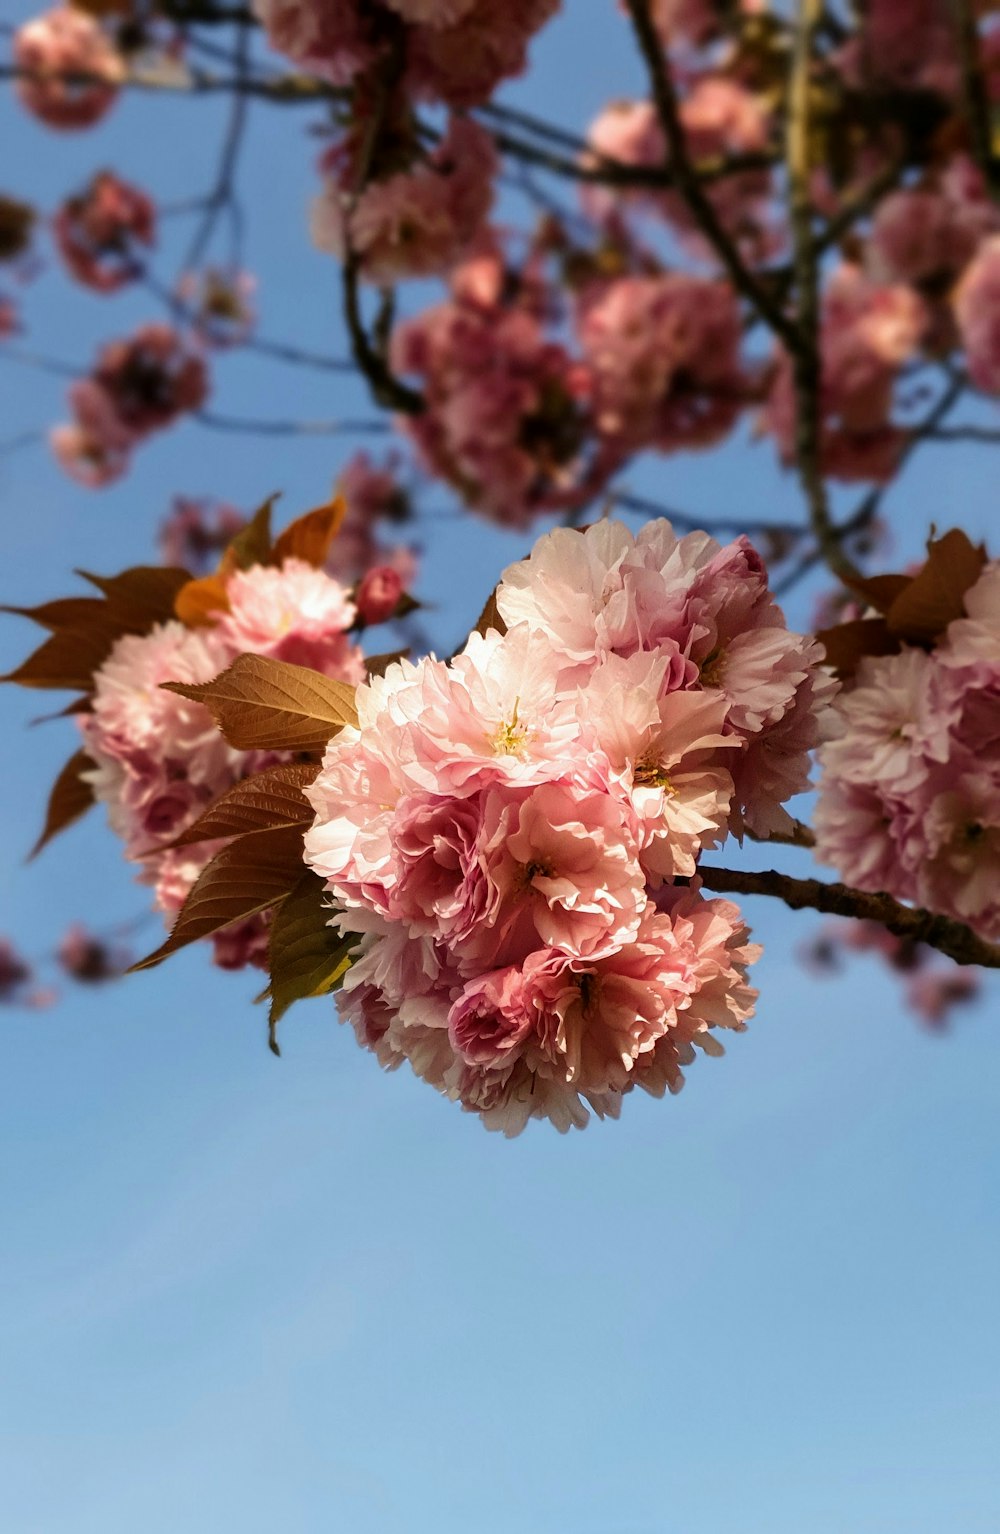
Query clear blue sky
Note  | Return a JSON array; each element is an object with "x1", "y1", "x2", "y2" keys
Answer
[{"x1": 1, "y1": 6, "x2": 999, "y2": 1532}]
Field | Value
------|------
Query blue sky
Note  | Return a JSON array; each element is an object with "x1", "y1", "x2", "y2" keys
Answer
[{"x1": 1, "y1": 4, "x2": 999, "y2": 1531}]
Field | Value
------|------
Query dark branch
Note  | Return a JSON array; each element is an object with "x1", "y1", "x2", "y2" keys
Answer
[
  {"x1": 622, "y1": 0, "x2": 801, "y2": 349},
  {"x1": 698, "y1": 866, "x2": 1000, "y2": 969}
]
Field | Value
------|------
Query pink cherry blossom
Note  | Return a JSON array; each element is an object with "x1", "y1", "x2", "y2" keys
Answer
[
  {"x1": 215, "y1": 558, "x2": 364, "y2": 679},
  {"x1": 577, "y1": 273, "x2": 746, "y2": 453},
  {"x1": 54, "y1": 170, "x2": 156, "y2": 293},
  {"x1": 14, "y1": 7, "x2": 122, "y2": 131},
  {"x1": 392, "y1": 247, "x2": 601, "y2": 525},
  {"x1": 177, "y1": 268, "x2": 257, "y2": 349},
  {"x1": 835, "y1": 0, "x2": 959, "y2": 97},
  {"x1": 312, "y1": 116, "x2": 496, "y2": 283},
  {"x1": 406, "y1": 0, "x2": 559, "y2": 107},
  {"x1": 867, "y1": 159, "x2": 998, "y2": 289},
  {"x1": 954, "y1": 234, "x2": 1000, "y2": 393},
  {"x1": 814, "y1": 558, "x2": 1000, "y2": 940},
  {"x1": 252, "y1": 0, "x2": 382, "y2": 86},
  {"x1": 762, "y1": 264, "x2": 927, "y2": 482},
  {"x1": 356, "y1": 564, "x2": 404, "y2": 625}
]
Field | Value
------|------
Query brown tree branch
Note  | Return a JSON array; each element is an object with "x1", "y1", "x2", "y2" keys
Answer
[
  {"x1": 786, "y1": 0, "x2": 862, "y2": 587},
  {"x1": 622, "y1": 0, "x2": 801, "y2": 351},
  {"x1": 949, "y1": 0, "x2": 1000, "y2": 199},
  {"x1": 698, "y1": 866, "x2": 1000, "y2": 969}
]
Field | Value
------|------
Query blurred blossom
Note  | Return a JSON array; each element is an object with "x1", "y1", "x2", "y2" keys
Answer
[
  {"x1": 54, "y1": 169, "x2": 155, "y2": 293},
  {"x1": 177, "y1": 268, "x2": 257, "y2": 349},
  {"x1": 158, "y1": 497, "x2": 247, "y2": 573},
  {"x1": 56, "y1": 923, "x2": 129, "y2": 983}
]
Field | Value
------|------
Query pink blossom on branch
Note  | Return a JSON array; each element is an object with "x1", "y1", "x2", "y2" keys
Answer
[
  {"x1": 577, "y1": 271, "x2": 747, "y2": 454},
  {"x1": 814, "y1": 558, "x2": 1000, "y2": 942},
  {"x1": 14, "y1": 7, "x2": 122, "y2": 131},
  {"x1": 953, "y1": 235, "x2": 1000, "y2": 394},
  {"x1": 253, "y1": 0, "x2": 557, "y2": 106},
  {"x1": 53, "y1": 170, "x2": 156, "y2": 293},
  {"x1": 761, "y1": 264, "x2": 927, "y2": 483},
  {"x1": 80, "y1": 558, "x2": 365, "y2": 969},
  {"x1": 299, "y1": 515, "x2": 842, "y2": 1131},
  {"x1": 311, "y1": 116, "x2": 496, "y2": 284},
  {"x1": 51, "y1": 324, "x2": 209, "y2": 485},
  {"x1": 392, "y1": 243, "x2": 606, "y2": 526}
]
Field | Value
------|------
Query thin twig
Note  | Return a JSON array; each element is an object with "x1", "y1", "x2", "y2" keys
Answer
[
  {"x1": 610, "y1": 486, "x2": 809, "y2": 540},
  {"x1": 0, "y1": 347, "x2": 80, "y2": 379},
  {"x1": 925, "y1": 424, "x2": 1000, "y2": 443},
  {"x1": 949, "y1": 0, "x2": 1000, "y2": 199},
  {"x1": 698, "y1": 866, "x2": 1000, "y2": 969},
  {"x1": 786, "y1": 0, "x2": 861, "y2": 586},
  {"x1": 195, "y1": 410, "x2": 391, "y2": 435},
  {"x1": 338, "y1": 29, "x2": 425, "y2": 416},
  {"x1": 182, "y1": 22, "x2": 251, "y2": 273},
  {"x1": 622, "y1": 0, "x2": 800, "y2": 350},
  {"x1": 773, "y1": 368, "x2": 967, "y2": 598}
]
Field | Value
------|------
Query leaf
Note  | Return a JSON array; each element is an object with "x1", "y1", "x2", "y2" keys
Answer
[
  {"x1": 815, "y1": 617, "x2": 900, "y2": 679},
  {"x1": 1, "y1": 596, "x2": 110, "y2": 633},
  {"x1": 842, "y1": 573, "x2": 912, "y2": 616},
  {"x1": 167, "y1": 763, "x2": 319, "y2": 849},
  {"x1": 162, "y1": 654, "x2": 359, "y2": 753},
  {"x1": 886, "y1": 529, "x2": 987, "y2": 645},
  {"x1": 77, "y1": 566, "x2": 191, "y2": 628},
  {"x1": 129, "y1": 824, "x2": 306, "y2": 972},
  {"x1": 30, "y1": 748, "x2": 96, "y2": 859},
  {"x1": 174, "y1": 497, "x2": 280, "y2": 626},
  {"x1": 472, "y1": 587, "x2": 506, "y2": 640},
  {"x1": 30, "y1": 696, "x2": 93, "y2": 725},
  {"x1": 266, "y1": 872, "x2": 358, "y2": 1040},
  {"x1": 224, "y1": 494, "x2": 277, "y2": 571},
  {"x1": 174, "y1": 572, "x2": 231, "y2": 628},
  {"x1": 2, "y1": 625, "x2": 120, "y2": 691},
  {"x1": 270, "y1": 493, "x2": 346, "y2": 569},
  {"x1": 365, "y1": 648, "x2": 409, "y2": 678}
]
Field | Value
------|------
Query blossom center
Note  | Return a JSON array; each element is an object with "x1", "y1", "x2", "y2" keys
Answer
[
  {"x1": 633, "y1": 754, "x2": 676, "y2": 793},
  {"x1": 699, "y1": 647, "x2": 726, "y2": 687}
]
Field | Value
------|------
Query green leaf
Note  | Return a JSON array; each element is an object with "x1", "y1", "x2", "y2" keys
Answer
[
  {"x1": 266, "y1": 871, "x2": 358, "y2": 1045},
  {"x1": 225, "y1": 494, "x2": 278, "y2": 571}
]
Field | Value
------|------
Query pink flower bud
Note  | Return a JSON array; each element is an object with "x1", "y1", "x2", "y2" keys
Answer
[{"x1": 356, "y1": 565, "x2": 404, "y2": 625}]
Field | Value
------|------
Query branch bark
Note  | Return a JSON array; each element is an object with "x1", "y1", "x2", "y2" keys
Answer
[
  {"x1": 698, "y1": 866, "x2": 1000, "y2": 970},
  {"x1": 786, "y1": 0, "x2": 861, "y2": 587},
  {"x1": 621, "y1": 0, "x2": 800, "y2": 351}
]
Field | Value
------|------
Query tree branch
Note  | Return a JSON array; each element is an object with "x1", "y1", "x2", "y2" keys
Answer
[
  {"x1": 622, "y1": 0, "x2": 801, "y2": 350},
  {"x1": 949, "y1": 0, "x2": 1000, "y2": 199},
  {"x1": 698, "y1": 866, "x2": 1000, "y2": 969},
  {"x1": 786, "y1": 0, "x2": 861, "y2": 587}
]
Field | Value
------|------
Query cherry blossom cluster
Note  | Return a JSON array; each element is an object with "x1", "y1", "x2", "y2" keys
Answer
[
  {"x1": 311, "y1": 112, "x2": 496, "y2": 284},
  {"x1": 814, "y1": 559, "x2": 1000, "y2": 942},
  {"x1": 52, "y1": 324, "x2": 209, "y2": 488},
  {"x1": 304, "y1": 518, "x2": 835, "y2": 1133},
  {"x1": 53, "y1": 170, "x2": 155, "y2": 293},
  {"x1": 13, "y1": 6, "x2": 122, "y2": 131},
  {"x1": 254, "y1": 0, "x2": 557, "y2": 106},
  {"x1": 81, "y1": 559, "x2": 365, "y2": 970}
]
